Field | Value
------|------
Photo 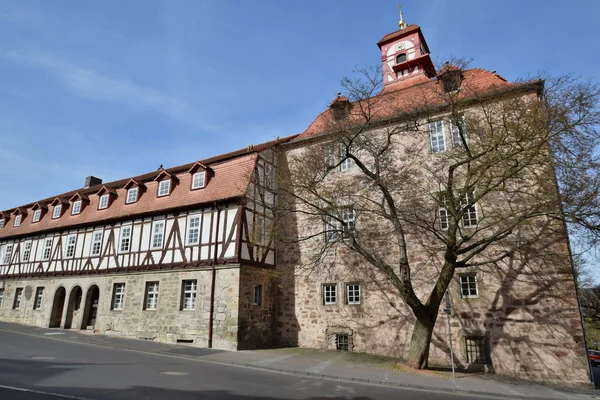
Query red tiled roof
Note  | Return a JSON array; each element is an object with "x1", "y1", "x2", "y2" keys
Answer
[
  {"x1": 0, "y1": 135, "x2": 298, "y2": 239},
  {"x1": 296, "y1": 68, "x2": 537, "y2": 140},
  {"x1": 377, "y1": 25, "x2": 421, "y2": 48}
]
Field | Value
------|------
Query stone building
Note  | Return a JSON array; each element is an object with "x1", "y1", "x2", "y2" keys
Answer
[{"x1": 0, "y1": 17, "x2": 590, "y2": 385}]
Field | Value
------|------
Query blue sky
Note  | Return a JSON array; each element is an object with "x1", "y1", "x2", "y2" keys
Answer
[{"x1": 0, "y1": 0, "x2": 598, "y2": 211}]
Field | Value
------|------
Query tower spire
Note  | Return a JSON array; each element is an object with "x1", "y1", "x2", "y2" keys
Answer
[{"x1": 398, "y1": 3, "x2": 406, "y2": 30}]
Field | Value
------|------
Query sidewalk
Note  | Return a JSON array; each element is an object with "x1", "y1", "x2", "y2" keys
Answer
[{"x1": 0, "y1": 321, "x2": 595, "y2": 400}]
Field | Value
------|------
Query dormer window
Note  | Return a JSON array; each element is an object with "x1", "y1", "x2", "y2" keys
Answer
[
  {"x1": 0, "y1": 219, "x2": 4, "y2": 229},
  {"x1": 395, "y1": 53, "x2": 407, "y2": 64},
  {"x1": 53, "y1": 205, "x2": 62, "y2": 219},
  {"x1": 158, "y1": 180, "x2": 171, "y2": 197},
  {"x1": 99, "y1": 194, "x2": 109, "y2": 210},
  {"x1": 126, "y1": 188, "x2": 138, "y2": 204},
  {"x1": 32, "y1": 209, "x2": 42, "y2": 223},
  {"x1": 14, "y1": 215, "x2": 21, "y2": 227},
  {"x1": 72, "y1": 200, "x2": 82, "y2": 215},
  {"x1": 192, "y1": 172, "x2": 206, "y2": 189}
]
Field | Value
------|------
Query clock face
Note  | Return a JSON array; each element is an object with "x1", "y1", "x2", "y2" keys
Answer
[{"x1": 396, "y1": 42, "x2": 406, "y2": 51}]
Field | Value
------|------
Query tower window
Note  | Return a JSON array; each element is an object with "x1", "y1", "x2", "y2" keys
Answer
[{"x1": 395, "y1": 53, "x2": 407, "y2": 64}]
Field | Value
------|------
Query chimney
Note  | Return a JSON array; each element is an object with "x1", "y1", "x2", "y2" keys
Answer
[{"x1": 85, "y1": 176, "x2": 102, "y2": 188}]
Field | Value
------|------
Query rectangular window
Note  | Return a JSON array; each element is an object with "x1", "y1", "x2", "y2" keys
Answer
[
  {"x1": 336, "y1": 334, "x2": 349, "y2": 351},
  {"x1": 325, "y1": 208, "x2": 355, "y2": 242},
  {"x1": 72, "y1": 200, "x2": 82, "y2": 215},
  {"x1": 32, "y1": 209, "x2": 42, "y2": 222},
  {"x1": 91, "y1": 231, "x2": 103, "y2": 256},
  {"x1": 323, "y1": 284, "x2": 337, "y2": 305},
  {"x1": 111, "y1": 283, "x2": 125, "y2": 310},
  {"x1": 14, "y1": 215, "x2": 22, "y2": 227},
  {"x1": 339, "y1": 146, "x2": 353, "y2": 171},
  {"x1": 42, "y1": 239, "x2": 53, "y2": 261},
  {"x1": 460, "y1": 275, "x2": 478, "y2": 299},
  {"x1": 13, "y1": 288, "x2": 23, "y2": 309},
  {"x1": 429, "y1": 120, "x2": 446, "y2": 153},
  {"x1": 126, "y1": 188, "x2": 138, "y2": 204},
  {"x1": 99, "y1": 194, "x2": 109, "y2": 209},
  {"x1": 438, "y1": 207, "x2": 449, "y2": 230},
  {"x1": 181, "y1": 279, "x2": 197, "y2": 310},
  {"x1": 119, "y1": 225, "x2": 132, "y2": 252},
  {"x1": 151, "y1": 221, "x2": 165, "y2": 249},
  {"x1": 191, "y1": 172, "x2": 206, "y2": 189},
  {"x1": 0, "y1": 219, "x2": 4, "y2": 229},
  {"x1": 450, "y1": 120, "x2": 466, "y2": 148},
  {"x1": 52, "y1": 205, "x2": 62, "y2": 219},
  {"x1": 187, "y1": 215, "x2": 200, "y2": 245},
  {"x1": 346, "y1": 284, "x2": 361, "y2": 305},
  {"x1": 144, "y1": 281, "x2": 159, "y2": 310},
  {"x1": 0, "y1": 288, "x2": 4, "y2": 308},
  {"x1": 461, "y1": 192, "x2": 478, "y2": 227},
  {"x1": 158, "y1": 180, "x2": 171, "y2": 197},
  {"x1": 33, "y1": 287, "x2": 44, "y2": 310},
  {"x1": 465, "y1": 337, "x2": 488, "y2": 364},
  {"x1": 22, "y1": 241, "x2": 32, "y2": 262},
  {"x1": 65, "y1": 235, "x2": 76, "y2": 258},
  {"x1": 253, "y1": 285, "x2": 262, "y2": 306},
  {"x1": 3, "y1": 244, "x2": 12, "y2": 264}
]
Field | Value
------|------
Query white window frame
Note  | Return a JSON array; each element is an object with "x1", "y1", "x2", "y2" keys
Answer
[
  {"x1": 461, "y1": 191, "x2": 478, "y2": 228},
  {"x1": 325, "y1": 208, "x2": 355, "y2": 242},
  {"x1": 13, "y1": 288, "x2": 23, "y2": 309},
  {"x1": 3, "y1": 244, "x2": 12, "y2": 264},
  {"x1": 22, "y1": 241, "x2": 32, "y2": 262},
  {"x1": 34, "y1": 287, "x2": 44, "y2": 310},
  {"x1": 32, "y1": 209, "x2": 42, "y2": 223},
  {"x1": 346, "y1": 283, "x2": 361, "y2": 305},
  {"x1": 91, "y1": 231, "x2": 103, "y2": 256},
  {"x1": 0, "y1": 219, "x2": 4, "y2": 229},
  {"x1": 42, "y1": 239, "x2": 52, "y2": 261},
  {"x1": 98, "y1": 194, "x2": 109, "y2": 210},
  {"x1": 450, "y1": 119, "x2": 467, "y2": 148},
  {"x1": 438, "y1": 207, "x2": 449, "y2": 231},
  {"x1": 72, "y1": 200, "x2": 82, "y2": 215},
  {"x1": 52, "y1": 204, "x2": 62, "y2": 219},
  {"x1": 0, "y1": 288, "x2": 4, "y2": 308},
  {"x1": 323, "y1": 284, "x2": 337, "y2": 305},
  {"x1": 119, "y1": 225, "x2": 132, "y2": 253},
  {"x1": 151, "y1": 221, "x2": 165, "y2": 249},
  {"x1": 65, "y1": 235, "x2": 76, "y2": 258},
  {"x1": 126, "y1": 188, "x2": 138, "y2": 204},
  {"x1": 158, "y1": 180, "x2": 171, "y2": 197},
  {"x1": 186, "y1": 215, "x2": 201, "y2": 245},
  {"x1": 191, "y1": 171, "x2": 206, "y2": 189},
  {"x1": 181, "y1": 279, "x2": 197, "y2": 310},
  {"x1": 339, "y1": 146, "x2": 353, "y2": 171},
  {"x1": 460, "y1": 275, "x2": 478, "y2": 299},
  {"x1": 14, "y1": 215, "x2": 22, "y2": 227},
  {"x1": 253, "y1": 285, "x2": 262, "y2": 306},
  {"x1": 111, "y1": 283, "x2": 125, "y2": 310},
  {"x1": 429, "y1": 120, "x2": 446, "y2": 153},
  {"x1": 145, "y1": 281, "x2": 159, "y2": 310}
]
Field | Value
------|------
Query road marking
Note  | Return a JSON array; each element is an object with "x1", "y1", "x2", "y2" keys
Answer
[
  {"x1": 160, "y1": 371, "x2": 188, "y2": 375},
  {"x1": 0, "y1": 384, "x2": 93, "y2": 399},
  {"x1": 305, "y1": 353, "x2": 345, "y2": 374},
  {"x1": 44, "y1": 332, "x2": 65, "y2": 335},
  {"x1": 30, "y1": 356, "x2": 57, "y2": 360}
]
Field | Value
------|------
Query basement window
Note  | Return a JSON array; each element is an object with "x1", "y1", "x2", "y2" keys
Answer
[
  {"x1": 336, "y1": 334, "x2": 349, "y2": 351},
  {"x1": 465, "y1": 337, "x2": 488, "y2": 364}
]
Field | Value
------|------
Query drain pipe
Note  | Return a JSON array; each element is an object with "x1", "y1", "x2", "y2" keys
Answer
[{"x1": 208, "y1": 203, "x2": 221, "y2": 349}]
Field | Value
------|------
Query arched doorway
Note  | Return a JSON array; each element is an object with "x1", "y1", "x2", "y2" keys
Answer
[
  {"x1": 64, "y1": 286, "x2": 82, "y2": 329},
  {"x1": 81, "y1": 285, "x2": 100, "y2": 330},
  {"x1": 49, "y1": 287, "x2": 66, "y2": 328}
]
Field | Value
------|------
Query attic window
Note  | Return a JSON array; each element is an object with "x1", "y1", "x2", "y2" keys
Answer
[
  {"x1": 52, "y1": 205, "x2": 62, "y2": 219},
  {"x1": 14, "y1": 215, "x2": 22, "y2": 227},
  {"x1": 72, "y1": 200, "x2": 82, "y2": 215},
  {"x1": 395, "y1": 53, "x2": 407, "y2": 64},
  {"x1": 441, "y1": 70, "x2": 462, "y2": 93},
  {"x1": 32, "y1": 210, "x2": 42, "y2": 223},
  {"x1": 99, "y1": 194, "x2": 109, "y2": 210},
  {"x1": 126, "y1": 188, "x2": 138, "y2": 204},
  {"x1": 0, "y1": 219, "x2": 4, "y2": 229},
  {"x1": 158, "y1": 180, "x2": 171, "y2": 197},
  {"x1": 192, "y1": 172, "x2": 206, "y2": 190}
]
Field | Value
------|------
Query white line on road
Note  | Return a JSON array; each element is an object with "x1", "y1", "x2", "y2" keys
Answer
[{"x1": 0, "y1": 384, "x2": 94, "y2": 400}]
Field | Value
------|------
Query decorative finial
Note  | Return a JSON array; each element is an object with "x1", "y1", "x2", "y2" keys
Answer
[{"x1": 398, "y1": 3, "x2": 406, "y2": 30}]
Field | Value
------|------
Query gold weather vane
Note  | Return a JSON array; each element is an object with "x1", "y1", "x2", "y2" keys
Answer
[{"x1": 398, "y1": 3, "x2": 406, "y2": 29}]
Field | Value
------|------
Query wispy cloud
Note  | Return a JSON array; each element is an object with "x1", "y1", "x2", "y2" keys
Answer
[{"x1": 2, "y1": 48, "x2": 217, "y2": 131}]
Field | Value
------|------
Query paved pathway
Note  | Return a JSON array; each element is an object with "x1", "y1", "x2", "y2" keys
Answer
[{"x1": 0, "y1": 322, "x2": 596, "y2": 400}]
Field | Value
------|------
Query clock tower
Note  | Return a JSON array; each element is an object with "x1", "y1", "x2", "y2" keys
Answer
[{"x1": 377, "y1": 10, "x2": 436, "y2": 86}]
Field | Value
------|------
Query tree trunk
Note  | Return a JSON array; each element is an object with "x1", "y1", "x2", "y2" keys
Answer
[{"x1": 406, "y1": 308, "x2": 438, "y2": 369}]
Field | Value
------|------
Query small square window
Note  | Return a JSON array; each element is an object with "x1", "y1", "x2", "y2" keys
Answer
[
  {"x1": 192, "y1": 172, "x2": 206, "y2": 189},
  {"x1": 111, "y1": 283, "x2": 125, "y2": 310},
  {"x1": 13, "y1": 288, "x2": 23, "y2": 309},
  {"x1": 72, "y1": 200, "x2": 82, "y2": 215},
  {"x1": 460, "y1": 275, "x2": 478, "y2": 299},
  {"x1": 158, "y1": 180, "x2": 171, "y2": 197},
  {"x1": 336, "y1": 334, "x2": 349, "y2": 351},
  {"x1": 33, "y1": 287, "x2": 44, "y2": 310},
  {"x1": 144, "y1": 281, "x2": 160, "y2": 310},
  {"x1": 253, "y1": 285, "x2": 262, "y2": 306},
  {"x1": 346, "y1": 284, "x2": 361, "y2": 305},
  {"x1": 181, "y1": 279, "x2": 197, "y2": 310},
  {"x1": 465, "y1": 337, "x2": 488, "y2": 364},
  {"x1": 52, "y1": 205, "x2": 62, "y2": 219},
  {"x1": 126, "y1": 188, "x2": 138, "y2": 204},
  {"x1": 98, "y1": 194, "x2": 109, "y2": 210},
  {"x1": 14, "y1": 215, "x2": 22, "y2": 227},
  {"x1": 32, "y1": 209, "x2": 42, "y2": 223},
  {"x1": 323, "y1": 284, "x2": 337, "y2": 305}
]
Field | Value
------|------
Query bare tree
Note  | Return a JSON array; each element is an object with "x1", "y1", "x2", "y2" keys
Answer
[{"x1": 277, "y1": 63, "x2": 600, "y2": 369}]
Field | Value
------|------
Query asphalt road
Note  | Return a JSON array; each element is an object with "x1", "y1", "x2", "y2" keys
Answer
[{"x1": 0, "y1": 330, "x2": 505, "y2": 400}]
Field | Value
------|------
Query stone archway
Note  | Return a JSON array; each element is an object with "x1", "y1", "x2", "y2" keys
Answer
[
  {"x1": 49, "y1": 287, "x2": 66, "y2": 328},
  {"x1": 64, "y1": 286, "x2": 82, "y2": 329},
  {"x1": 81, "y1": 285, "x2": 100, "y2": 330}
]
